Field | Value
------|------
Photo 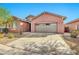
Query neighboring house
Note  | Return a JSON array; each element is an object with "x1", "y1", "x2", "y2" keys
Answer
[
  {"x1": 65, "y1": 18, "x2": 79, "y2": 32},
  {"x1": 26, "y1": 12, "x2": 66, "y2": 33},
  {"x1": 8, "y1": 16, "x2": 30, "y2": 32}
]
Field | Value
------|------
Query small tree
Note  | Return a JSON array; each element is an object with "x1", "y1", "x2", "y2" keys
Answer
[{"x1": 0, "y1": 7, "x2": 12, "y2": 33}]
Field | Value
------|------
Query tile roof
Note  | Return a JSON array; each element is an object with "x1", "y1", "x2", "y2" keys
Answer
[{"x1": 26, "y1": 12, "x2": 66, "y2": 22}]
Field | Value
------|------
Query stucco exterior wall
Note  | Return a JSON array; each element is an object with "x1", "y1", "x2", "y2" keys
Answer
[
  {"x1": 9, "y1": 20, "x2": 30, "y2": 32},
  {"x1": 67, "y1": 22, "x2": 79, "y2": 31},
  {"x1": 18, "y1": 21, "x2": 30, "y2": 32},
  {"x1": 31, "y1": 13, "x2": 64, "y2": 33}
]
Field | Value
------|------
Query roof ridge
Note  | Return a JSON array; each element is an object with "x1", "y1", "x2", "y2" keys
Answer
[
  {"x1": 42, "y1": 11, "x2": 65, "y2": 17},
  {"x1": 31, "y1": 11, "x2": 66, "y2": 21}
]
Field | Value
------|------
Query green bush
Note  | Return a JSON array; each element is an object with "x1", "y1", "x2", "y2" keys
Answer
[
  {"x1": 7, "y1": 33, "x2": 15, "y2": 39},
  {"x1": 71, "y1": 30, "x2": 79, "y2": 38}
]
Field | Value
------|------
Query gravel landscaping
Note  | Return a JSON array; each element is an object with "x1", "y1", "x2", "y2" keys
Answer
[
  {"x1": 0, "y1": 32, "x2": 76, "y2": 55},
  {"x1": 63, "y1": 33, "x2": 79, "y2": 54},
  {"x1": 0, "y1": 37, "x2": 17, "y2": 45},
  {"x1": 5, "y1": 33, "x2": 74, "y2": 55}
]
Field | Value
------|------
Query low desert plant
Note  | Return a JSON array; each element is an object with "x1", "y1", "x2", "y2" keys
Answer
[
  {"x1": 0, "y1": 33, "x2": 4, "y2": 38},
  {"x1": 71, "y1": 30, "x2": 79, "y2": 38},
  {"x1": 7, "y1": 33, "x2": 15, "y2": 39}
]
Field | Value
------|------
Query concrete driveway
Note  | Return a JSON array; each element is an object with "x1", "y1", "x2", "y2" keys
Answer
[{"x1": 5, "y1": 32, "x2": 74, "y2": 54}]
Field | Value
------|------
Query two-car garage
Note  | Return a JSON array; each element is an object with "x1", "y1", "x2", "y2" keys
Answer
[
  {"x1": 35, "y1": 23, "x2": 57, "y2": 33},
  {"x1": 31, "y1": 12, "x2": 65, "y2": 33}
]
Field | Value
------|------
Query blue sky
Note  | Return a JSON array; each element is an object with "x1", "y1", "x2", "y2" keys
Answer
[{"x1": 0, "y1": 3, "x2": 79, "y2": 23}]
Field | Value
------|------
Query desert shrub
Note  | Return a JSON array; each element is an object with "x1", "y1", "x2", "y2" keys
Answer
[
  {"x1": 71, "y1": 30, "x2": 79, "y2": 38},
  {"x1": 7, "y1": 33, "x2": 15, "y2": 39},
  {"x1": 0, "y1": 33, "x2": 4, "y2": 38}
]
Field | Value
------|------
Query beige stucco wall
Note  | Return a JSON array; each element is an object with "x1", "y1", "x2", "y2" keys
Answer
[
  {"x1": 9, "y1": 20, "x2": 30, "y2": 32},
  {"x1": 67, "y1": 22, "x2": 79, "y2": 31}
]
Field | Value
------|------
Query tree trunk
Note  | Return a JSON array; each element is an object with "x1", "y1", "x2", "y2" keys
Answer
[{"x1": 5, "y1": 23, "x2": 7, "y2": 28}]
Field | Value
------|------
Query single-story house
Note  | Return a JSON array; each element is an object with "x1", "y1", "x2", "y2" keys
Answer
[
  {"x1": 8, "y1": 16, "x2": 30, "y2": 32},
  {"x1": 65, "y1": 18, "x2": 79, "y2": 32},
  {"x1": 26, "y1": 12, "x2": 66, "y2": 33}
]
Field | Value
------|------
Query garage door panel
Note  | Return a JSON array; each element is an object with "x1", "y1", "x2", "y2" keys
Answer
[
  {"x1": 36, "y1": 24, "x2": 43, "y2": 32},
  {"x1": 35, "y1": 23, "x2": 57, "y2": 33},
  {"x1": 49, "y1": 24, "x2": 56, "y2": 32}
]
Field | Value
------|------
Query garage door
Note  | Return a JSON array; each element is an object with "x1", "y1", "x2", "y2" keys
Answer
[{"x1": 35, "y1": 23, "x2": 57, "y2": 33}]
